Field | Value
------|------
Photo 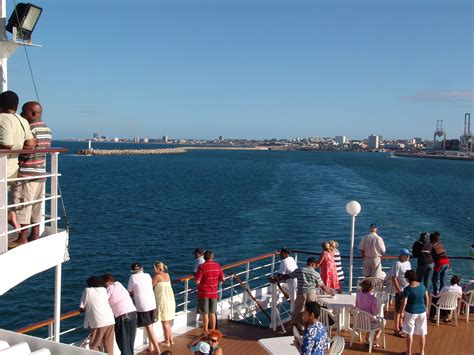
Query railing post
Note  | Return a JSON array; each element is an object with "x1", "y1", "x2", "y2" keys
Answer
[
  {"x1": 271, "y1": 254, "x2": 275, "y2": 275},
  {"x1": 51, "y1": 152, "x2": 61, "y2": 342},
  {"x1": 0, "y1": 155, "x2": 7, "y2": 254},
  {"x1": 230, "y1": 276, "x2": 234, "y2": 321},
  {"x1": 243, "y1": 262, "x2": 250, "y2": 302},
  {"x1": 294, "y1": 252, "x2": 298, "y2": 264},
  {"x1": 47, "y1": 323, "x2": 53, "y2": 340},
  {"x1": 184, "y1": 279, "x2": 189, "y2": 313},
  {"x1": 270, "y1": 283, "x2": 277, "y2": 331}
]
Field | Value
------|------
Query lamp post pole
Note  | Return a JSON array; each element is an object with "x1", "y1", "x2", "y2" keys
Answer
[
  {"x1": 1, "y1": 0, "x2": 8, "y2": 92},
  {"x1": 346, "y1": 201, "x2": 361, "y2": 293}
]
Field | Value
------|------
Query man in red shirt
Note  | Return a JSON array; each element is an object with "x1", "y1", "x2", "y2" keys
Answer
[{"x1": 195, "y1": 250, "x2": 225, "y2": 334}]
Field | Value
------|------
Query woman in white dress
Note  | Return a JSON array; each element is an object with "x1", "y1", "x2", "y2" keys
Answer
[{"x1": 152, "y1": 261, "x2": 176, "y2": 347}]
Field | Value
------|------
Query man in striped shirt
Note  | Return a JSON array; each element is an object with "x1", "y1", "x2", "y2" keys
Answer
[
  {"x1": 195, "y1": 250, "x2": 225, "y2": 334},
  {"x1": 270, "y1": 257, "x2": 334, "y2": 329},
  {"x1": 9, "y1": 102, "x2": 52, "y2": 247}
]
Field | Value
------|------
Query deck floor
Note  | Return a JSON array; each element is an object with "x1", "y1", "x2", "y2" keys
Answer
[{"x1": 139, "y1": 310, "x2": 473, "y2": 354}]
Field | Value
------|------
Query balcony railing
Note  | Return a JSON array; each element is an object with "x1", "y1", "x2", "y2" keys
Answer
[{"x1": 0, "y1": 148, "x2": 68, "y2": 254}]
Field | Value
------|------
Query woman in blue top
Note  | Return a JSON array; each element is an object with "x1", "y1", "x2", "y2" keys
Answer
[
  {"x1": 300, "y1": 302, "x2": 329, "y2": 355},
  {"x1": 400, "y1": 270, "x2": 429, "y2": 355}
]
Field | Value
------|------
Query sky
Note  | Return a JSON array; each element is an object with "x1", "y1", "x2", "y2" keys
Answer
[{"x1": 6, "y1": 0, "x2": 473, "y2": 140}]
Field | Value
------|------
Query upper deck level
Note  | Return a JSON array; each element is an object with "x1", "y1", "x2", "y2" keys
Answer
[{"x1": 0, "y1": 148, "x2": 69, "y2": 296}]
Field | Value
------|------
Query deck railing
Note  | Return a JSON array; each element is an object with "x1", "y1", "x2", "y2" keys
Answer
[
  {"x1": 0, "y1": 148, "x2": 68, "y2": 254},
  {"x1": 14, "y1": 248, "x2": 473, "y2": 343}
]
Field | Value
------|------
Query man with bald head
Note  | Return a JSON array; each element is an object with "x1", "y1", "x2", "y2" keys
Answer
[{"x1": 9, "y1": 101, "x2": 52, "y2": 247}]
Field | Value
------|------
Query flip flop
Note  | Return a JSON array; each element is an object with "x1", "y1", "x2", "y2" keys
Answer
[{"x1": 393, "y1": 330, "x2": 405, "y2": 338}]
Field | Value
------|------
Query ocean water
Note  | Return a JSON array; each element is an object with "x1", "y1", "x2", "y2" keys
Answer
[{"x1": 1, "y1": 141, "x2": 473, "y2": 333}]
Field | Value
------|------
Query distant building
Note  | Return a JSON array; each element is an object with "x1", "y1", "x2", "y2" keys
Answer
[
  {"x1": 93, "y1": 133, "x2": 99, "y2": 140},
  {"x1": 368, "y1": 134, "x2": 382, "y2": 149},
  {"x1": 414, "y1": 137, "x2": 422, "y2": 144},
  {"x1": 218, "y1": 135, "x2": 223, "y2": 142},
  {"x1": 142, "y1": 138, "x2": 149, "y2": 143},
  {"x1": 162, "y1": 135, "x2": 168, "y2": 143},
  {"x1": 334, "y1": 136, "x2": 347, "y2": 145},
  {"x1": 133, "y1": 136, "x2": 140, "y2": 143},
  {"x1": 114, "y1": 137, "x2": 119, "y2": 142}
]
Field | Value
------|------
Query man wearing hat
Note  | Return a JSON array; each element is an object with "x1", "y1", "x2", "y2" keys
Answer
[
  {"x1": 276, "y1": 247, "x2": 298, "y2": 312},
  {"x1": 359, "y1": 223, "x2": 386, "y2": 278},
  {"x1": 390, "y1": 248, "x2": 412, "y2": 337},
  {"x1": 193, "y1": 248, "x2": 205, "y2": 275}
]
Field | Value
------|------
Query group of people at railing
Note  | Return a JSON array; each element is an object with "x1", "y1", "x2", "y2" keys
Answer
[
  {"x1": 78, "y1": 249, "x2": 227, "y2": 355},
  {"x1": 270, "y1": 223, "x2": 473, "y2": 355},
  {"x1": 79, "y1": 261, "x2": 177, "y2": 355},
  {"x1": 0, "y1": 90, "x2": 52, "y2": 249}
]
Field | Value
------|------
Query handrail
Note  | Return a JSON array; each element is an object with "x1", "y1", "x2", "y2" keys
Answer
[
  {"x1": 290, "y1": 249, "x2": 473, "y2": 260},
  {"x1": 174, "y1": 251, "x2": 277, "y2": 283},
  {"x1": 0, "y1": 147, "x2": 68, "y2": 154},
  {"x1": 229, "y1": 272, "x2": 271, "y2": 321},
  {"x1": 15, "y1": 249, "x2": 472, "y2": 335},
  {"x1": 16, "y1": 310, "x2": 80, "y2": 334}
]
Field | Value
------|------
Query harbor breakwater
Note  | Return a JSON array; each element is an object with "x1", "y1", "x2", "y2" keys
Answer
[{"x1": 76, "y1": 146, "x2": 271, "y2": 155}]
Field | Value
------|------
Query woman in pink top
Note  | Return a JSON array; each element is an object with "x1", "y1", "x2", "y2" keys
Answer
[
  {"x1": 356, "y1": 279, "x2": 382, "y2": 348},
  {"x1": 315, "y1": 241, "x2": 340, "y2": 290}
]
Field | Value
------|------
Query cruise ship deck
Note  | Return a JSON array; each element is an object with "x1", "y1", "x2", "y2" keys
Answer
[{"x1": 138, "y1": 310, "x2": 473, "y2": 354}]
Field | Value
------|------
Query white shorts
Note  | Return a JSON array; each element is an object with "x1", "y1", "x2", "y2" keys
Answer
[{"x1": 402, "y1": 311, "x2": 427, "y2": 336}]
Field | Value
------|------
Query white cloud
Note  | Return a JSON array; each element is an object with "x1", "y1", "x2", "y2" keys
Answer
[{"x1": 401, "y1": 90, "x2": 474, "y2": 102}]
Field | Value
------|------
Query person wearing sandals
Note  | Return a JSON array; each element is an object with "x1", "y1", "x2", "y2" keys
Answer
[
  {"x1": 356, "y1": 279, "x2": 382, "y2": 348},
  {"x1": 152, "y1": 261, "x2": 176, "y2": 348},
  {"x1": 400, "y1": 270, "x2": 429, "y2": 355},
  {"x1": 390, "y1": 248, "x2": 412, "y2": 338},
  {"x1": 128, "y1": 262, "x2": 161, "y2": 354}
]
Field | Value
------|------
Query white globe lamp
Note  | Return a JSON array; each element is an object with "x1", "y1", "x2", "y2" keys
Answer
[
  {"x1": 346, "y1": 200, "x2": 361, "y2": 217},
  {"x1": 346, "y1": 200, "x2": 361, "y2": 292}
]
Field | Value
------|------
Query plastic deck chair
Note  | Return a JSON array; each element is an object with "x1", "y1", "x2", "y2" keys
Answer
[
  {"x1": 429, "y1": 291, "x2": 460, "y2": 326},
  {"x1": 320, "y1": 307, "x2": 337, "y2": 339},
  {"x1": 349, "y1": 308, "x2": 385, "y2": 353},
  {"x1": 458, "y1": 290, "x2": 474, "y2": 323},
  {"x1": 328, "y1": 336, "x2": 345, "y2": 355},
  {"x1": 292, "y1": 325, "x2": 302, "y2": 348},
  {"x1": 374, "y1": 291, "x2": 390, "y2": 318},
  {"x1": 359, "y1": 277, "x2": 385, "y2": 293}
]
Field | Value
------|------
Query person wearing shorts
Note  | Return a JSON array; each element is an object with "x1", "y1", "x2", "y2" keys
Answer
[
  {"x1": 128, "y1": 262, "x2": 160, "y2": 353},
  {"x1": 400, "y1": 270, "x2": 429, "y2": 355},
  {"x1": 195, "y1": 250, "x2": 225, "y2": 334},
  {"x1": 391, "y1": 248, "x2": 412, "y2": 337}
]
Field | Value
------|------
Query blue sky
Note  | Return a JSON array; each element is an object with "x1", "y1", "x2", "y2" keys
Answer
[{"x1": 7, "y1": 0, "x2": 473, "y2": 140}]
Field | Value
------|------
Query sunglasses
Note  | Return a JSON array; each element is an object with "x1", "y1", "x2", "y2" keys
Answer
[{"x1": 208, "y1": 338, "x2": 218, "y2": 342}]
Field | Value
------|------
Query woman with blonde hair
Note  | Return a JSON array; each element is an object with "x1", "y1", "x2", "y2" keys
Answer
[
  {"x1": 329, "y1": 240, "x2": 344, "y2": 291},
  {"x1": 152, "y1": 261, "x2": 176, "y2": 347},
  {"x1": 315, "y1": 241, "x2": 340, "y2": 290}
]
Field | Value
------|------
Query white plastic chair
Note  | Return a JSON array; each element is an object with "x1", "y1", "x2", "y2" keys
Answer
[
  {"x1": 374, "y1": 291, "x2": 389, "y2": 318},
  {"x1": 349, "y1": 308, "x2": 385, "y2": 353},
  {"x1": 292, "y1": 325, "x2": 302, "y2": 348},
  {"x1": 458, "y1": 290, "x2": 474, "y2": 323},
  {"x1": 320, "y1": 307, "x2": 337, "y2": 339},
  {"x1": 360, "y1": 277, "x2": 385, "y2": 293},
  {"x1": 429, "y1": 291, "x2": 460, "y2": 326},
  {"x1": 328, "y1": 335, "x2": 345, "y2": 355}
]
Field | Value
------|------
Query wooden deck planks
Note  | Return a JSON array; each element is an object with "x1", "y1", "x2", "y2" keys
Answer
[{"x1": 137, "y1": 311, "x2": 472, "y2": 355}]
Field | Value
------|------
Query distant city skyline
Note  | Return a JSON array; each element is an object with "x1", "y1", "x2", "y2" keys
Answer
[{"x1": 7, "y1": 0, "x2": 473, "y2": 140}]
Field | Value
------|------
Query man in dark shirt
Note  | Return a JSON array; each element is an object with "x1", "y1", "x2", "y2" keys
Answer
[
  {"x1": 412, "y1": 232, "x2": 434, "y2": 290},
  {"x1": 195, "y1": 250, "x2": 224, "y2": 334}
]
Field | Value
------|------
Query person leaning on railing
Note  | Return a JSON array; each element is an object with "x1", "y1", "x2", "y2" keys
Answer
[
  {"x1": 269, "y1": 257, "x2": 335, "y2": 331},
  {"x1": 9, "y1": 101, "x2": 52, "y2": 248},
  {"x1": 0, "y1": 91, "x2": 36, "y2": 233}
]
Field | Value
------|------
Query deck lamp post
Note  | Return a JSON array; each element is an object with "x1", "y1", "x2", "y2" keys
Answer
[{"x1": 346, "y1": 200, "x2": 361, "y2": 293}]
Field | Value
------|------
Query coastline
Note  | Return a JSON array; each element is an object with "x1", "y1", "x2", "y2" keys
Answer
[
  {"x1": 76, "y1": 146, "x2": 272, "y2": 155},
  {"x1": 393, "y1": 152, "x2": 474, "y2": 161}
]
